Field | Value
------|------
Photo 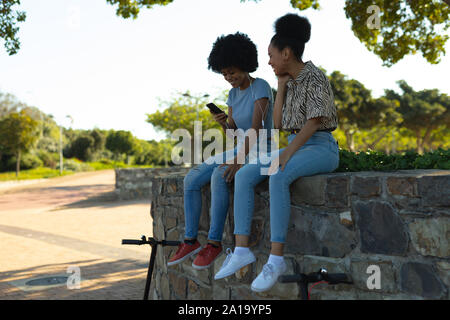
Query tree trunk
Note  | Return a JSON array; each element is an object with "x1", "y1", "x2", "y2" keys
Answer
[
  {"x1": 365, "y1": 129, "x2": 389, "y2": 150},
  {"x1": 422, "y1": 126, "x2": 434, "y2": 153},
  {"x1": 391, "y1": 132, "x2": 397, "y2": 154},
  {"x1": 416, "y1": 131, "x2": 424, "y2": 154},
  {"x1": 345, "y1": 129, "x2": 355, "y2": 152},
  {"x1": 16, "y1": 150, "x2": 21, "y2": 178}
]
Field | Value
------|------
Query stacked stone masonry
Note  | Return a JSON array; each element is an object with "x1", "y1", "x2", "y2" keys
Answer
[{"x1": 115, "y1": 168, "x2": 450, "y2": 300}]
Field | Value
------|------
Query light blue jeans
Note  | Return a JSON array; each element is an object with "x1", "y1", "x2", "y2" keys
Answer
[
  {"x1": 183, "y1": 147, "x2": 238, "y2": 242},
  {"x1": 233, "y1": 131, "x2": 339, "y2": 243}
]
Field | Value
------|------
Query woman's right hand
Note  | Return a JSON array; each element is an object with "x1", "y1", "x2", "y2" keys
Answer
[
  {"x1": 277, "y1": 74, "x2": 291, "y2": 87},
  {"x1": 211, "y1": 111, "x2": 228, "y2": 126}
]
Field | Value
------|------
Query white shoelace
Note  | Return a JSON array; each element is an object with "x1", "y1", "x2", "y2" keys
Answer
[
  {"x1": 221, "y1": 248, "x2": 233, "y2": 268},
  {"x1": 262, "y1": 264, "x2": 275, "y2": 280}
]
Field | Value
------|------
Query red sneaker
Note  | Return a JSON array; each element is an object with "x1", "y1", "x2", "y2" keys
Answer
[
  {"x1": 192, "y1": 243, "x2": 222, "y2": 270},
  {"x1": 168, "y1": 241, "x2": 201, "y2": 266}
]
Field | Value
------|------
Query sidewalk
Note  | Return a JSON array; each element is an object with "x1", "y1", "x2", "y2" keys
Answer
[{"x1": 0, "y1": 170, "x2": 154, "y2": 300}]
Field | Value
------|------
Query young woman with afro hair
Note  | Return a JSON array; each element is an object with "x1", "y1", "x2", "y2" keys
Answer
[
  {"x1": 168, "y1": 32, "x2": 274, "y2": 271},
  {"x1": 214, "y1": 14, "x2": 339, "y2": 293}
]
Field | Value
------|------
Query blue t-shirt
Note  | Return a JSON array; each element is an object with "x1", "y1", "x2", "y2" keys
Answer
[{"x1": 226, "y1": 78, "x2": 273, "y2": 132}]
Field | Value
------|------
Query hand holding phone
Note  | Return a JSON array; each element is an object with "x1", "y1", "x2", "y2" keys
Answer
[
  {"x1": 206, "y1": 103, "x2": 227, "y2": 117},
  {"x1": 206, "y1": 103, "x2": 229, "y2": 127}
]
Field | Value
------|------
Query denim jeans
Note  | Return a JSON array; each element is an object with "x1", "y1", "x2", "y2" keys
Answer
[
  {"x1": 183, "y1": 147, "x2": 238, "y2": 242},
  {"x1": 233, "y1": 131, "x2": 339, "y2": 243}
]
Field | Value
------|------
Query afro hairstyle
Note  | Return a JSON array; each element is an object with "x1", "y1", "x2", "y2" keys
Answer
[
  {"x1": 208, "y1": 32, "x2": 258, "y2": 74},
  {"x1": 271, "y1": 13, "x2": 311, "y2": 60}
]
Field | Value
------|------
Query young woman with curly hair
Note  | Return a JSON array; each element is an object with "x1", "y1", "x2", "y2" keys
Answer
[
  {"x1": 168, "y1": 32, "x2": 274, "y2": 270},
  {"x1": 214, "y1": 14, "x2": 339, "y2": 293}
]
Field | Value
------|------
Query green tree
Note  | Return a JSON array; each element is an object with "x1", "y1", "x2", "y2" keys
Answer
[
  {"x1": 106, "y1": 0, "x2": 174, "y2": 18},
  {"x1": 35, "y1": 113, "x2": 60, "y2": 153},
  {"x1": 329, "y1": 71, "x2": 400, "y2": 151},
  {"x1": 287, "y1": 0, "x2": 450, "y2": 66},
  {"x1": 3, "y1": 0, "x2": 449, "y2": 66},
  {"x1": 66, "y1": 134, "x2": 96, "y2": 161},
  {"x1": 133, "y1": 139, "x2": 174, "y2": 166},
  {"x1": 385, "y1": 80, "x2": 450, "y2": 154},
  {"x1": 146, "y1": 93, "x2": 223, "y2": 164},
  {"x1": 0, "y1": 0, "x2": 26, "y2": 55},
  {"x1": 64, "y1": 129, "x2": 107, "y2": 161},
  {"x1": 91, "y1": 128, "x2": 106, "y2": 151},
  {"x1": 0, "y1": 110, "x2": 39, "y2": 176},
  {"x1": 146, "y1": 93, "x2": 221, "y2": 136},
  {"x1": 105, "y1": 130, "x2": 136, "y2": 163},
  {"x1": 109, "y1": 0, "x2": 450, "y2": 66},
  {"x1": 0, "y1": 91, "x2": 25, "y2": 118}
]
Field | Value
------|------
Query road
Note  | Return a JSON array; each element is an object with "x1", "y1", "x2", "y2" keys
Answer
[{"x1": 0, "y1": 170, "x2": 154, "y2": 300}]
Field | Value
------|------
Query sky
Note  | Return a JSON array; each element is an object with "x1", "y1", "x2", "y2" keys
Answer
[{"x1": 0, "y1": 0, "x2": 449, "y2": 142}]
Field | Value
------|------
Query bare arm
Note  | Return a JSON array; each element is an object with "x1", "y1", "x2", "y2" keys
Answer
[
  {"x1": 236, "y1": 97, "x2": 269, "y2": 158},
  {"x1": 273, "y1": 76, "x2": 290, "y2": 129},
  {"x1": 211, "y1": 107, "x2": 237, "y2": 133},
  {"x1": 221, "y1": 98, "x2": 269, "y2": 182},
  {"x1": 226, "y1": 107, "x2": 238, "y2": 130}
]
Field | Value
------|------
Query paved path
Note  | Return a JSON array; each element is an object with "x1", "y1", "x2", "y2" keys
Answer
[{"x1": 0, "y1": 170, "x2": 154, "y2": 300}]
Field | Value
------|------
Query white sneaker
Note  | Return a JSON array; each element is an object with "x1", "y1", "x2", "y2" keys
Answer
[
  {"x1": 251, "y1": 262, "x2": 286, "y2": 292},
  {"x1": 214, "y1": 249, "x2": 256, "y2": 280}
]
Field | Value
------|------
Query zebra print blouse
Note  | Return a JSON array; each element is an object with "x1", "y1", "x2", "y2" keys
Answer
[{"x1": 281, "y1": 61, "x2": 338, "y2": 131}]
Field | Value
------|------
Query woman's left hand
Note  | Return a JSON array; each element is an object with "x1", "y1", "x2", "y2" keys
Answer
[
  {"x1": 220, "y1": 159, "x2": 243, "y2": 183},
  {"x1": 268, "y1": 150, "x2": 291, "y2": 175}
]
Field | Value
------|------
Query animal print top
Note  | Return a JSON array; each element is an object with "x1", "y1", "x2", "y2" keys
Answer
[{"x1": 281, "y1": 61, "x2": 338, "y2": 131}]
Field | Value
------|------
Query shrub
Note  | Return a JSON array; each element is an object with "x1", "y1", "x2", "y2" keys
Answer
[
  {"x1": 37, "y1": 150, "x2": 59, "y2": 169},
  {"x1": 6, "y1": 153, "x2": 43, "y2": 171},
  {"x1": 59, "y1": 158, "x2": 93, "y2": 172},
  {"x1": 336, "y1": 148, "x2": 450, "y2": 172}
]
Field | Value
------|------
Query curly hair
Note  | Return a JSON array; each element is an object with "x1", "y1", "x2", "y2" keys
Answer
[
  {"x1": 207, "y1": 32, "x2": 258, "y2": 73},
  {"x1": 271, "y1": 13, "x2": 311, "y2": 61}
]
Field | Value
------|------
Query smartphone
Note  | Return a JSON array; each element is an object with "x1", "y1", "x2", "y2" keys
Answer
[{"x1": 206, "y1": 103, "x2": 227, "y2": 117}]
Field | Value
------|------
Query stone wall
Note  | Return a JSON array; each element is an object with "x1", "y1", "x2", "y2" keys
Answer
[
  {"x1": 119, "y1": 167, "x2": 450, "y2": 300},
  {"x1": 115, "y1": 167, "x2": 190, "y2": 200}
]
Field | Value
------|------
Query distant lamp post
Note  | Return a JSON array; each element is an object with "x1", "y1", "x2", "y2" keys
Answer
[
  {"x1": 59, "y1": 115, "x2": 74, "y2": 175},
  {"x1": 182, "y1": 92, "x2": 210, "y2": 121},
  {"x1": 182, "y1": 93, "x2": 210, "y2": 166}
]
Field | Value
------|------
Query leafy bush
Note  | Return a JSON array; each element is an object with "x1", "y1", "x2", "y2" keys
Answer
[
  {"x1": 64, "y1": 135, "x2": 95, "y2": 161},
  {"x1": 58, "y1": 158, "x2": 93, "y2": 172},
  {"x1": 6, "y1": 153, "x2": 43, "y2": 171},
  {"x1": 36, "y1": 150, "x2": 59, "y2": 169},
  {"x1": 336, "y1": 148, "x2": 450, "y2": 172}
]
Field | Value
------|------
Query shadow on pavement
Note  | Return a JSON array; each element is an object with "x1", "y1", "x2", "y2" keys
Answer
[
  {"x1": 0, "y1": 258, "x2": 150, "y2": 300},
  {"x1": 53, "y1": 193, "x2": 151, "y2": 210},
  {"x1": 0, "y1": 224, "x2": 150, "y2": 261}
]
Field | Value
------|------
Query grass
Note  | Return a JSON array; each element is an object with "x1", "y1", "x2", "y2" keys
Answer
[
  {"x1": 0, "y1": 167, "x2": 75, "y2": 181},
  {"x1": 0, "y1": 160, "x2": 155, "y2": 181},
  {"x1": 85, "y1": 161, "x2": 154, "y2": 170}
]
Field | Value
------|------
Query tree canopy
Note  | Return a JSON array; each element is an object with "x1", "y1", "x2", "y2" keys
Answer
[
  {"x1": 146, "y1": 93, "x2": 222, "y2": 137},
  {"x1": 108, "y1": 0, "x2": 450, "y2": 66},
  {"x1": 0, "y1": 110, "x2": 39, "y2": 176},
  {"x1": 340, "y1": 0, "x2": 450, "y2": 66},
  {"x1": 1, "y1": 0, "x2": 448, "y2": 66},
  {"x1": 0, "y1": 0, "x2": 26, "y2": 55},
  {"x1": 105, "y1": 130, "x2": 136, "y2": 161},
  {"x1": 385, "y1": 80, "x2": 450, "y2": 153}
]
